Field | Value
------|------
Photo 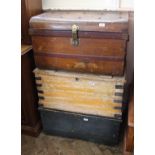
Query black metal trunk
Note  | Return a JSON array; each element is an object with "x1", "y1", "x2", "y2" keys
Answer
[{"x1": 39, "y1": 107, "x2": 122, "y2": 145}]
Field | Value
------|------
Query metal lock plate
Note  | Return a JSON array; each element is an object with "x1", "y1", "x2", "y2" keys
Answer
[{"x1": 71, "y1": 24, "x2": 79, "y2": 46}]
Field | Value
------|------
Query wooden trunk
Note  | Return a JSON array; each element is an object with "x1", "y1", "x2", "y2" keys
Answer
[
  {"x1": 34, "y1": 68, "x2": 125, "y2": 119},
  {"x1": 30, "y1": 11, "x2": 129, "y2": 76},
  {"x1": 39, "y1": 107, "x2": 122, "y2": 145}
]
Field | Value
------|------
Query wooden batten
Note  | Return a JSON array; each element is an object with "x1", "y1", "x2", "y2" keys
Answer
[
  {"x1": 34, "y1": 68, "x2": 125, "y2": 82},
  {"x1": 34, "y1": 68, "x2": 125, "y2": 118}
]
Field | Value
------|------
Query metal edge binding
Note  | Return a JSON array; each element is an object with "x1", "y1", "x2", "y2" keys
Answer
[
  {"x1": 38, "y1": 96, "x2": 44, "y2": 100},
  {"x1": 115, "y1": 85, "x2": 124, "y2": 89},
  {"x1": 35, "y1": 77, "x2": 41, "y2": 80},
  {"x1": 115, "y1": 92, "x2": 123, "y2": 96},
  {"x1": 38, "y1": 90, "x2": 44, "y2": 94},
  {"x1": 36, "y1": 84, "x2": 42, "y2": 87},
  {"x1": 114, "y1": 99, "x2": 123, "y2": 104},
  {"x1": 114, "y1": 114, "x2": 122, "y2": 119},
  {"x1": 38, "y1": 103, "x2": 44, "y2": 107},
  {"x1": 114, "y1": 106, "x2": 122, "y2": 110},
  {"x1": 29, "y1": 29, "x2": 128, "y2": 40}
]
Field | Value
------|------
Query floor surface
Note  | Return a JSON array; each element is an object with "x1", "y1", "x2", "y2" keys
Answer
[{"x1": 21, "y1": 132, "x2": 123, "y2": 155}]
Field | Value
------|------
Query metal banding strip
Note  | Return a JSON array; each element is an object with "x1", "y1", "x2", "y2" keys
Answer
[
  {"x1": 35, "y1": 77, "x2": 41, "y2": 80},
  {"x1": 114, "y1": 99, "x2": 122, "y2": 104},
  {"x1": 115, "y1": 92, "x2": 123, "y2": 96},
  {"x1": 115, "y1": 89, "x2": 124, "y2": 93},
  {"x1": 114, "y1": 114, "x2": 122, "y2": 119},
  {"x1": 29, "y1": 29, "x2": 129, "y2": 40},
  {"x1": 38, "y1": 103, "x2": 43, "y2": 107},
  {"x1": 38, "y1": 96, "x2": 44, "y2": 100},
  {"x1": 38, "y1": 90, "x2": 44, "y2": 94},
  {"x1": 115, "y1": 85, "x2": 124, "y2": 89},
  {"x1": 34, "y1": 52, "x2": 124, "y2": 62},
  {"x1": 114, "y1": 107, "x2": 122, "y2": 110},
  {"x1": 36, "y1": 84, "x2": 42, "y2": 87}
]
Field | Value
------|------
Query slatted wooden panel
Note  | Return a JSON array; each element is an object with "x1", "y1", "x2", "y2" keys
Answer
[{"x1": 34, "y1": 69, "x2": 125, "y2": 118}]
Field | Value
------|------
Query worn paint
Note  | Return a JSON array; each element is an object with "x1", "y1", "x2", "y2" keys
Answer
[{"x1": 74, "y1": 62, "x2": 86, "y2": 69}]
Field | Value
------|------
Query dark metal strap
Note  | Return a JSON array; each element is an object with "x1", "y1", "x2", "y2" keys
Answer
[
  {"x1": 114, "y1": 106, "x2": 122, "y2": 110},
  {"x1": 38, "y1": 103, "x2": 44, "y2": 107},
  {"x1": 36, "y1": 84, "x2": 42, "y2": 87},
  {"x1": 38, "y1": 90, "x2": 44, "y2": 94},
  {"x1": 114, "y1": 99, "x2": 123, "y2": 104},
  {"x1": 29, "y1": 29, "x2": 128, "y2": 40},
  {"x1": 35, "y1": 77, "x2": 41, "y2": 80},
  {"x1": 38, "y1": 96, "x2": 44, "y2": 100},
  {"x1": 34, "y1": 52, "x2": 124, "y2": 62},
  {"x1": 115, "y1": 92, "x2": 123, "y2": 96},
  {"x1": 114, "y1": 114, "x2": 122, "y2": 119},
  {"x1": 115, "y1": 85, "x2": 124, "y2": 89}
]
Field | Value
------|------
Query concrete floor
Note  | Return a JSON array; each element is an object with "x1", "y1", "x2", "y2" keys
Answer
[{"x1": 21, "y1": 132, "x2": 123, "y2": 155}]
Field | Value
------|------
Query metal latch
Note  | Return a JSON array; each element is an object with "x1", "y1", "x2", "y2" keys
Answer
[{"x1": 71, "y1": 24, "x2": 79, "y2": 46}]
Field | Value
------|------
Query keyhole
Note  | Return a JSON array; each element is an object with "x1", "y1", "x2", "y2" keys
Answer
[{"x1": 75, "y1": 77, "x2": 79, "y2": 81}]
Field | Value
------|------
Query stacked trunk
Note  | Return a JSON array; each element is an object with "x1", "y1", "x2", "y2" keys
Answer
[
  {"x1": 30, "y1": 10, "x2": 129, "y2": 145},
  {"x1": 34, "y1": 69, "x2": 125, "y2": 119}
]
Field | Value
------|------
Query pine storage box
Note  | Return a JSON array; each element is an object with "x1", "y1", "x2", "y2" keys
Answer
[
  {"x1": 30, "y1": 11, "x2": 129, "y2": 76},
  {"x1": 34, "y1": 68, "x2": 125, "y2": 119}
]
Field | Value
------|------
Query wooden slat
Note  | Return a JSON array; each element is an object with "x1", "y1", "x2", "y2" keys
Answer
[
  {"x1": 39, "y1": 96, "x2": 122, "y2": 107},
  {"x1": 37, "y1": 89, "x2": 123, "y2": 101},
  {"x1": 39, "y1": 102, "x2": 122, "y2": 118},
  {"x1": 34, "y1": 68, "x2": 125, "y2": 82}
]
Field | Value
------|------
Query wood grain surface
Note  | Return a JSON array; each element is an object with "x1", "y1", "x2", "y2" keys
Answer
[
  {"x1": 34, "y1": 69, "x2": 125, "y2": 118},
  {"x1": 32, "y1": 36, "x2": 126, "y2": 56},
  {"x1": 34, "y1": 55, "x2": 125, "y2": 76},
  {"x1": 32, "y1": 36, "x2": 127, "y2": 75}
]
